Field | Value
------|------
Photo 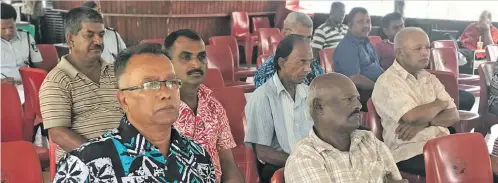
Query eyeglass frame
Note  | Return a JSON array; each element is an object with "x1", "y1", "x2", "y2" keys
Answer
[{"x1": 119, "y1": 79, "x2": 183, "y2": 91}]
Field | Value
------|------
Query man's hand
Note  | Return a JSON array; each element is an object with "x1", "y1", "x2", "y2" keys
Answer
[
  {"x1": 385, "y1": 173, "x2": 408, "y2": 183},
  {"x1": 395, "y1": 122, "x2": 426, "y2": 141},
  {"x1": 478, "y1": 22, "x2": 491, "y2": 32}
]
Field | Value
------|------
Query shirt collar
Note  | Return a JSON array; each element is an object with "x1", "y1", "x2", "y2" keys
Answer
[
  {"x1": 57, "y1": 55, "x2": 110, "y2": 78},
  {"x1": 391, "y1": 60, "x2": 430, "y2": 80},
  {"x1": 346, "y1": 31, "x2": 369, "y2": 45},
  {"x1": 272, "y1": 73, "x2": 307, "y2": 99},
  {"x1": 310, "y1": 127, "x2": 367, "y2": 153},
  {"x1": 179, "y1": 84, "x2": 212, "y2": 112}
]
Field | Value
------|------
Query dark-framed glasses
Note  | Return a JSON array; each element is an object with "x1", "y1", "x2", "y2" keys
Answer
[{"x1": 120, "y1": 79, "x2": 183, "y2": 91}]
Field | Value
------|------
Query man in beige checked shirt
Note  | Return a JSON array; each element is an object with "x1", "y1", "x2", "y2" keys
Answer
[{"x1": 285, "y1": 73, "x2": 406, "y2": 183}]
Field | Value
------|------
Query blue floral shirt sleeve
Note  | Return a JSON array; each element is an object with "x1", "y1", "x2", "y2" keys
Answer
[{"x1": 254, "y1": 55, "x2": 324, "y2": 88}]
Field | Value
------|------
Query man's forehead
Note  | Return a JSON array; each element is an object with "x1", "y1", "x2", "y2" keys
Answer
[
  {"x1": 80, "y1": 22, "x2": 105, "y2": 31},
  {"x1": 173, "y1": 37, "x2": 205, "y2": 53}
]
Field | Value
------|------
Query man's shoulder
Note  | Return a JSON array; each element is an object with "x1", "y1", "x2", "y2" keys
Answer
[
  {"x1": 287, "y1": 136, "x2": 322, "y2": 160},
  {"x1": 42, "y1": 67, "x2": 71, "y2": 87},
  {"x1": 251, "y1": 81, "x2": 275, "y2": 98}
]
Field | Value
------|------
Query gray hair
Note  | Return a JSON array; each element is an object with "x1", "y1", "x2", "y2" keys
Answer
[
  {"x1": 393, "y1": 27, "x2": 426, "y2": 50},
  {"x1": 283, "y1": 12, "x2": 313, "y2": 30},
  {"x1": 64, "y1": 7, "x2": 103, "y2": 35}
]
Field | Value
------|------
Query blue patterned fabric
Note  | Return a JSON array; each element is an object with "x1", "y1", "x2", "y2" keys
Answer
[
  {"x1": 52, "y1": 115, "x2": 216, "y2": 183},
  {"x1": 253, "y1": 55, "x2": 325, "y2": 88}
]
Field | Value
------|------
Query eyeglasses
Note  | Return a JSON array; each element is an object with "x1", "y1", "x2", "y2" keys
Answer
[{"x1": 119, "y1": 79, "x2": 183, "y2": 91}]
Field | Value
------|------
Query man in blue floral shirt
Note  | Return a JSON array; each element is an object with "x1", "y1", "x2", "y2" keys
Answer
[
  {"x1": 254, "y1": 12, "x2": 324, "y2": 88},
  {"x1": 53, "y1": 43, "x2": 216, "y2": 183}
]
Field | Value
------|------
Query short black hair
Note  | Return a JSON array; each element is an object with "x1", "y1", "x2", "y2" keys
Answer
[
  {"x1": 114, "y1": 43, "x2": 168, "y2": 85},
  {"x1": 347, "y1": 7, "x2": 369, "y2": 25},
  {"x1": 331, "y1": 2, "x2": 345, "y2": 12},
  {"x1": 164, "y1": 29, "x2": 203, "y2": 58},
  {"x1": 381, "y1": 12, "x2": 403, "y2": 28},
  {"x1": 274, "y1": 34, "x2": 309, "y2": 71},
  {"x1": 64, "y1": 7, "x2": 103, "y2": 35},
  {"x1": 1, "y1": 3, "x2": 17, "y2": 21},
  {"x1": 81, "y1": 1, "x2": 98, "y2": 9}
]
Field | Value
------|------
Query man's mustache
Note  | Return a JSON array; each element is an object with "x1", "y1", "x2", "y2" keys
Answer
[
  {"x1": 187, "y1": 68, "x2": 204, "y2": 76},
  {"x1": 349, "y1": 109, "x2": 360, "y2": 117}
]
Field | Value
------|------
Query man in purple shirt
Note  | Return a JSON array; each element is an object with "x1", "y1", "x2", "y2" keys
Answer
[{"x1": 376, "y1": 12, "x2": 404, "y2": 70}]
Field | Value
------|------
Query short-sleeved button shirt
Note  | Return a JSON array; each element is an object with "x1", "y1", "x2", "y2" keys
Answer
[
  {"x1": 372, "y1": 61, "x2": 456, "y2": 162},
  {"x1": 40, "y1": 55, "x2": 123, "y2": 160},
  {"x1": 333, "y1": 32, "x2": 384, "y2": 81},
  {"x1": 1, "y1": 30, "x2": 43, "y2": 80},
  {"x1": 174, "y1": 85, "x2": 237, "y2": 182},
  {"x1": 101, "y1": 28, "x2": 127, "y2": 63}
]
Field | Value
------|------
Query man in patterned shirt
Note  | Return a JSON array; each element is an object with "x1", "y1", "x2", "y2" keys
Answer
[
  {"x1": 165, "y1": 29, "x2": 243, "y2": 183},
  {"x1": 285, "y1": 73, "x2": 406, "y2": 183},
  {"x1": 53, "y1": 43, "x2": 216, "y2": 182},
  {"x1": 254, "y1": 12, "x2": 324, "y2": 88},
  {"x1": 311, "y1": 2, "x2": 347, "y2": 61}
]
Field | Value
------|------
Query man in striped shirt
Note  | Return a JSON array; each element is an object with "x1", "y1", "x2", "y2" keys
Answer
[
  {"x1": 311, "y1": 2, "x2": 347, "y2": 61},
  {"x1": 40, "y1": 7, "x2": 122, "y2": 161}
]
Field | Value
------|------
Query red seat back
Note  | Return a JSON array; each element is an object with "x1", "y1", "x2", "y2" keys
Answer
[
  {"x1": 140, "y1": 39, "x2": 164, "y2": 45},
  {"x1": 211, "y1": 87, "x2": 246, "y2": 145},
  {"x1": 485, "y1": 44, "x2": 498, "y2": 61},
  {"x1": 268, "y1": 34, "x2": 283, "y2": 54},
  {"x1": 204, "y1": 68, "x2": 225, "y2": 89},
  {"x1": 430, "y1": 47, "x2": 460, "y2": 77},
  {"x1": 209, "y1": 36, "x2": 240, "y2": 68},
  {"x1": 259, "y1": 28, "x2": 281, "y2": 55},
  {"x1": 0, "y1": 82, "x2": 24, "y2": 142},
  {"x1": 37, "y1": 44, "x2": 59, "y2": 71},
  {"x1": 366, "y1": 99, "x2": 383, "y2": 141},
  {"x1": 368, "y1": 36, "x2": 382, "y2": 49},
  {"x1": 231, "y1": 12, "x2": 251, "y2": 40},
  {"x1": 424, "y1": 133, "x2": 492, "y2": 183},
  {"x1": 427, "y1": 70, "x2": 460, "y2": 108},
  {"x1": 432, "y1": 40, "x2": 457, "y2": 50},
  {"x1": 319, "y1": 48, "x2": 335, "y2": 73},
  {"x1": 252, "y1": 17, "x2": 271, "y2": 33},
  {"x1": 1, "y1": 141, "x2": 43, "y2": 183},
  {"x1": 49, "y1": 138, "x2": 57, "y2": 181},
  {"x1": 19, "y1": 67, "x2": 46, "y2": 119},
  {"x1": 256, "y1": 54, "x2": 272, "y2": 68},
  {"x1": 270, "y1": 168, "x2": 285, "y2": 183},
  {"x1": 478, "y1": 62, "x2": 497, "y2": 115},
  {"x1": 206, "y1": 45, "x2": 236, "y2": 83}
]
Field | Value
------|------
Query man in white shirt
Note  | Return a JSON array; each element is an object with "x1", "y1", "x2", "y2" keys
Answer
[{"x1": 1, "y1": 2, "x2": 44, "y2": 82}]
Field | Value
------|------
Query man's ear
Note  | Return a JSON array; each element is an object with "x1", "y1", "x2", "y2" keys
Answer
[
  {"x1": 116, "y1": 91, "x2": 128, "y2": 113},
  {"x1": 277, "y1": 57, "x2": 286, "y2": 70},
  {"x1": 312, "y1": 98, "x2": 323, "y2": 115},
  {"x1": 65, "y1": 33, "x2": 74, "y2": 48}
]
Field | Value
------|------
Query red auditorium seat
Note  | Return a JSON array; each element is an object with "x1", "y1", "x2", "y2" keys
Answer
[
  {"x1": 258, "y1": 28, "x2": 281, "y2": 56},
  {"x1": 140, "y1": 39, "x2": 164, "y2": 45},
  {"x1": 478, "y1": 62, "x2": 498, "y2": 133},
  {"x1": 431, "y1": 40, "x2": 457, "y2": 50},
  {"x1": 1, "y1": 141, "x2": 44, "y2": 183},
  {"x1": 256, "y1": 54, "x2": 272, "y2": 69},
  {"x1": 0, "y1": 82, "x2": 49, "y2": 167},
  {"x1": 431, "y1": 47, "x2": 480, "y2": 94},
  {"x1": 427, "y1": 70, "x2": 481, "y2": 133},
  {"x1": 231, "y1": 12, "x2": 259, "y2": 66},
  {"x1": 368, "y1": 36, "x2": 382, "y2": 49},
  {"x1": 19, "y1": 67, "x2": 47, "y2": 137},
  {"x1": 206, "y1": 45, "x2": 255, "y2": 92},
  {"x1": 270, "y1": 168, "x2": 285, "y2": 183},
  {"x1": 209, "y1": 36, "x2": 256, "y2": 79},
  {"x1": 37, "y1": 44, "x2": 59, "y2": 71},
  {"x1": 485, "y1": 44, "x2": 498, "y2": 61},
  {"x1": 203, "y1": 68, "x2": 225, "y2": 89},
  {"x1": 424, "y1": 133, "x2": 492, "y2": 183},
  {"x1": 211, "y1": 87, "x2": 258, "y2": 183},
  {"x1": 252, "y1": 17, "x2": 271, "y2": 33},
  {"x1": 49, "y1": 138, "x2": 57, "y2": 181},
  {"x1": 319, "y1": 48, "x2": 335, "y2": 73},
  {"x1": 268, "y1": 34, "x2": 283, "y2": 54}
]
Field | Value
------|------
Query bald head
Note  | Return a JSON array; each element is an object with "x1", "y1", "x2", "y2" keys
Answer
[
  {"x1": 308, "y1": 73, "x2": 361, "y2": 132},
  {"x1": 282, "y1": 12, "x2": 313, "y2": 38},
  {"x1": 394, "y1": 27, "x2": 427, "y2": 50},
  {"x1": 394, "y1": 27, "x2": 431, "y2": 73}
]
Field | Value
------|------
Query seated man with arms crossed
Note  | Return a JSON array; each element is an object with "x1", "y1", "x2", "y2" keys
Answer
[
  {"x1": 245, "y1": 34, "x2": 314, "y2": 183},
  {"x1": 53, "y1": 43, "x2": 216, "y2": 182},
  {"x1": 285, "y1": 73, "x2": 406, "y2": 183},
  {"x1": 372, "y1": 27, "x2": 460, "y2": 176}
]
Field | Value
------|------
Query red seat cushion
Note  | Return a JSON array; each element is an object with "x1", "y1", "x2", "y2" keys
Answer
[
  {"x1": 454, "y1": 111, "x2": 480, "y2": 133},
  {"x1": 235, "y1": 69, "x2": 257, "y2": 79},
  {"x1": 458, "y1": 74, "x2": 480, "y2": 86},
  {"x1": 458, "y1": 84, "x2": 480, "y2": 96},
  {"x1": 34, "y1": 145, "x2": 49, "y2": 162},
  {"x1": 226, "y1": 81, "x2": 255, "y2": 93}
]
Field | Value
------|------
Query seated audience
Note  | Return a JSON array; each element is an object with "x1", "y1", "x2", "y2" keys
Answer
[
  {"x1": 490, "y1": 64, "x2": 498, "y2": 115},
  {"x1": 333, "y1": 7, "x2": 383, "y2": 111},
  {"x1": 1, "y1": 3, "x2": 45, "y2": 82},
  {"x1": 311, "y1": 2, "x2": 347, "y2": 60},
  {"x1": 377, "y1": 12, "x2": 475, "y2": 111},
  {"x1": 40, "y1": 7, "x2": 122, "y2": 161},
  {"x1": 372, "y1": 27, "x2": 460, "y2": 176},
  {"x1": 165, "y1": 29, "x2": 243, "y2": 182},
  {"x1": 81, "y1": 1, "x2": 127, "y2": 63},
  {"x1": 53, "y1": 43, "x2": 216, "y2": 182},
  {"x1": 376, "y1": 12, "x2": 404, "y2": 70},
  {"x1": 254, "y1": 12, "x2": 324, "y2": 88},
  {"x1": 285, "y1": 73, "x2": 407, "y2": 183},
  {"x1": 245, "y1": 35, "x2": 314, "y2": 183},
  {"x1": 460, "y1": 10, "x2": 498, "y2": 59}
]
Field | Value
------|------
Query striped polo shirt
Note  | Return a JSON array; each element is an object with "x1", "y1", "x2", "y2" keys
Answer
[
  {"x1": 40, "y1": 55, "x2": 123, "y2": 160},
  {"x1": 311, "y1": 22, "x2": 348, "y2": 49}
]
